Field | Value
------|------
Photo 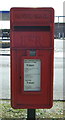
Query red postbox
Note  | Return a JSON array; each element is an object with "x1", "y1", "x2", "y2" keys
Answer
[{"x1": 10, "y1": 8, "x2": 54, "y2": 109}]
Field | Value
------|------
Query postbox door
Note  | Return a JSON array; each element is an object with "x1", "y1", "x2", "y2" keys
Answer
[{"x1": 11, "y1": 49, "x2": 53, "y2": 109}]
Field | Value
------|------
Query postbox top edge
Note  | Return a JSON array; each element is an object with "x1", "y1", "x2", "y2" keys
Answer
[{"x1": 10, "y1": 7, "x2": 54, "y2": 12}]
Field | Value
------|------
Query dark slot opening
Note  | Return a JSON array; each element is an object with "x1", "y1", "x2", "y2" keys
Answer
[{"x1": 13, "y1": 26, "x2": 50, "y2": 31}]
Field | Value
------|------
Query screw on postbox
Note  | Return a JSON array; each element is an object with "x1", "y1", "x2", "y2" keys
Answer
[{"x1": 10, "y1": 8, "x2": 54, "y2": 109}]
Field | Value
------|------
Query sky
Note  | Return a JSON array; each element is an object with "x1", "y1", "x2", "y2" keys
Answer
[
  {"x1": 0, "y1": 0, "x2": 64, "y2": 16},
  {"x1": 0, "y1": 0, "x2": 65, "y2": 29}
]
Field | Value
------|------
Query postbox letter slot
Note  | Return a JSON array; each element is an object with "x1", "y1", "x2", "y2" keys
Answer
[{"x1": 13, "y1": 26, "x2": 50, "y2": 31}]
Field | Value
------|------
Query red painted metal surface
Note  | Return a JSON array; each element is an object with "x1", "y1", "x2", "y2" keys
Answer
[{"x1": 10, "y1": 8, "x2": 54, "y2": 109}]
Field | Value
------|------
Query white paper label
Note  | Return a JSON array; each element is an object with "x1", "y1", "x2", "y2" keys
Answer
[{"x1": 24, "y1": 59, "x2": 41, "y2": 91}]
